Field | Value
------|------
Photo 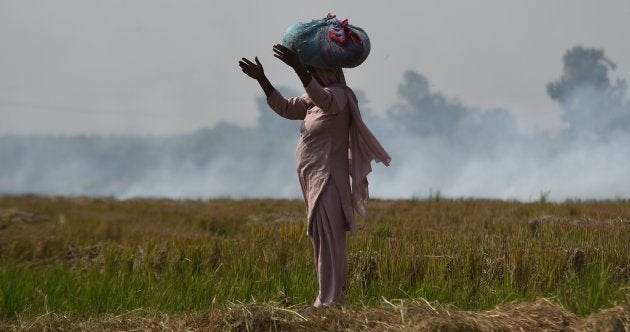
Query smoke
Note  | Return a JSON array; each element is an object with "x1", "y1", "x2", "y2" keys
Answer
[
  {"x1": 373, "y1": 46, "x2": 630, "y2": 200},
  {"x1": 1, "y1": 46, "x2": 629, "y2": 201},
  {"x1": 546, "y1": 46, "x2": 628, "y2": 139}
]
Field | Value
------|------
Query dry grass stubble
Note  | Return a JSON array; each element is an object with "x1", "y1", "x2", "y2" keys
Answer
[{"x1": 4, "y1": 298, "x2": 628, "y2": 331}]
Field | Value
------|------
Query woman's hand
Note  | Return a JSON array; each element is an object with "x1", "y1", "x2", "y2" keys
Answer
[
  {"x1": 239, "y1": 56, "x2": 274, "y2": 97},
  {"x1": 273, "y1": 44, "x2": 312, "y2": 87},
  {"x1": 239, "y1": 57, "x2": 266, "y2": 81},
  {"x1": 273, "y1": 44, "x2": 306, "y2": 72}
]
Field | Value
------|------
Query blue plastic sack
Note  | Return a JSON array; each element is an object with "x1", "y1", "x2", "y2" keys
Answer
[{"x1": 282, "y1": 14, "x2": 370, "y2": 69}]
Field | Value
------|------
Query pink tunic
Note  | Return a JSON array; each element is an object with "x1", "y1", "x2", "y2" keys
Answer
[{"x1": 267, "y1": 80, "x2": 355, "y2": 235}]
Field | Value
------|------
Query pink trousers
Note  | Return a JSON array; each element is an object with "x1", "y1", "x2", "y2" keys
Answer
[{"x1": 310, "y1": 182, "x2": 347, "y2": 307}]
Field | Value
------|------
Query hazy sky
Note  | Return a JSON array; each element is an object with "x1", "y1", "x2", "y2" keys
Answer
[{"x1": 2, "y1": 0, "x2": 630, "y2": 135}]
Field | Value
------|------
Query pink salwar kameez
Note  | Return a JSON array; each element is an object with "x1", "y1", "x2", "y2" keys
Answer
[{"x1": 267, "y1": 68, "x2": 390, "y2": 307}]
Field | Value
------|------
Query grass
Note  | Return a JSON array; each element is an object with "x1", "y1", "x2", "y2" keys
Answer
[{"x1": 0, "y1": 196, "x2": 628, "y2": 330}]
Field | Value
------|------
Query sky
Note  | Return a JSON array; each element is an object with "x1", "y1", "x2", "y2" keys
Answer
[
  {"x1": 2, "y1": 0, "x2": 630, "y2": 135},
  {"x1": 2, "y1": 1, "x2": 630, "y2": 201}
]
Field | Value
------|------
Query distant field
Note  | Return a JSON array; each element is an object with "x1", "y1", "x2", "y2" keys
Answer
[{"x1": 0, "y1": 196, "x2": 628, "y2": 330}]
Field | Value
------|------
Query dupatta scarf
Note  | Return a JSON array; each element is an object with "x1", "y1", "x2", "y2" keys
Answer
[{"x1": 314, "y1": 68, "x2": 391, "y2": 217}]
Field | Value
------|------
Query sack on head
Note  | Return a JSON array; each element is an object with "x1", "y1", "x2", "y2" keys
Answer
[{"x1": 282, "y1": 14, "x2": 371, "y2": 69}]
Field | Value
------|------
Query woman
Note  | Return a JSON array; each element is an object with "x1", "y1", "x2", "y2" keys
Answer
[{"x1": 239, "y1": 44, "x2": 390, "y2": 308}]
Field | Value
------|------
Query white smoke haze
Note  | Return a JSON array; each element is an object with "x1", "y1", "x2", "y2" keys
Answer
[{"x1": 1, "y1": 46, "x2": 629, "y2": 201}]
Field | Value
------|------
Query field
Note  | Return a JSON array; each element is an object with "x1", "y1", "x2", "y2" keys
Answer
[{"x1": 0, "y1": 195, "x2": 628, "y2": 331}]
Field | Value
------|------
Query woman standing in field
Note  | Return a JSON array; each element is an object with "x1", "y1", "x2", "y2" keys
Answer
[{"x1": 239, "y1": 44, "x2": 390, "y2": 308}]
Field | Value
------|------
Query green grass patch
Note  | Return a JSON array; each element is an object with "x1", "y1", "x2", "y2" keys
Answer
[{"x1": 0, "y1": 197, "x2": 628, "y2": 320}]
